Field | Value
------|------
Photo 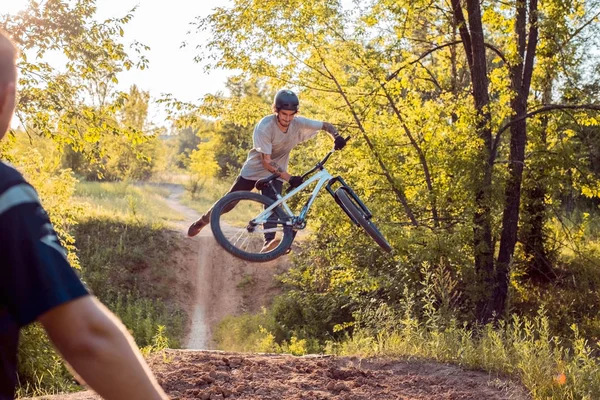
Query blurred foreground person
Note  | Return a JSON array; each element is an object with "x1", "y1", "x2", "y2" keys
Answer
[{"x1": 0, "y1": 29, "x2": 168, "y2": 400}]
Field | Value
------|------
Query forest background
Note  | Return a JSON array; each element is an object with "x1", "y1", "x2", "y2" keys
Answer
[{"x1": 3, "y1": 0, "x2": 600, "y2": 399}]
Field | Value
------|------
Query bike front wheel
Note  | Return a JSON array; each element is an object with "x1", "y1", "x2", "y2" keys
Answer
[
  {"x1": 336, "y1": 188, "x2": 392, "y2": 253},
  {"x1": 210, "y1": 191, "x2": 295, "y2": 262}
]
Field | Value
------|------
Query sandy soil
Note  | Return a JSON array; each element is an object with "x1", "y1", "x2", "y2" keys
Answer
[{"x1": 28, "y1": 184, "x2": 531, "y2": 399}]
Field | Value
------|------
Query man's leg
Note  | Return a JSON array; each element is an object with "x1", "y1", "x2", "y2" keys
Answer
[
  {"x1": 187, "y1": 176, "x2": 256, "y2": 237},
  {"x1": 260, "y1": 180, "x2": 283, "y2": 249}
]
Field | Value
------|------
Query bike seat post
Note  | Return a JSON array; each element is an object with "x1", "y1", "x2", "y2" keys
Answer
[
  {"x1": 267, "y1": 181, "x2": 283, "y2": 200},
  {"x1": 274, "y1": 184, "x2": 284, "y2": 200}
]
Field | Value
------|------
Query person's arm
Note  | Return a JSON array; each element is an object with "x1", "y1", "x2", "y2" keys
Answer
[
  {"x1": 321, "y1": 122, "x2": 340, "y2": 139},
  {"x1": 260, "y1": 153, "x2": 292, "y2": 181},
  {"x1": 38, "y1": 295, "x2": 169, "y2": 400},
  {"x1": 322, "y1": 122, "x2": 346, "y2": 150}
]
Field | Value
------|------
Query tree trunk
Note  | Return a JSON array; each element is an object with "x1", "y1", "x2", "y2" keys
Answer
[
  {"x1": 520, "y1": 84, "x2": 553, "y2": 282},
  {"x1": 492, "y1": 0, "x2": 539, "y2": 315},
  {"x1": 521, "y1": 182, "x2": 553, "y2": 282},
  {"x1": 453, "y1": 0, "x2": 496, "y2": 322},
  {"x1": 494, "y1": 97, "x2": 527, "y2": 314}
]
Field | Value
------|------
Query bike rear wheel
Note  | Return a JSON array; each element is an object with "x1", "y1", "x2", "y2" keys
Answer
[
  {"x1": 336, "y1": 188, "x2": 392, "y2": 253},
  {"x1": 210, "y1": 191, "x2": 294, "y2": 262}
]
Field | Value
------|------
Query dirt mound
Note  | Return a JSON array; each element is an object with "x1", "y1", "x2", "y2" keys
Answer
[
  {"x1": 186, "y1": 234, "x2": 291, "y2": 349},
  {"x1": 154, "y1": 351, "x2": 529, "y2": 400},
  {"x1": 33, "y1": 350, "x2": 529, "y2": 400},
  {"x1": 161, "y1": 185, "x2": 291, "y2": 349}
]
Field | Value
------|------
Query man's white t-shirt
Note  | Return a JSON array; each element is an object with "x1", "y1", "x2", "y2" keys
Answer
[{"x1": 240, "y1": 115, "x2": 323, "y2": 180}]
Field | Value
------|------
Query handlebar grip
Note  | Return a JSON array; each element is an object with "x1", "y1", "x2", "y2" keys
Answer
[{"x1": 334, "y1": 136, "x2": 351, "y2": 151}]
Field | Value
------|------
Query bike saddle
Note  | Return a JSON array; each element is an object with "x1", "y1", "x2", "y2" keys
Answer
[{"x1": 255, "y1": 174, "x2": 280, "y2": 190}]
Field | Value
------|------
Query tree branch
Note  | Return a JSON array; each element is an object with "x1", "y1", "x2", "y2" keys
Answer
[
  {"x1": 559, "y1": 8, "x2": 600, "y2": 53},
  {"x1": 316, "y1": 54, "x2": 420, "y2": 227},
  {"x1": 325, "y1": 26, "x2": 438, "y2": 227},
  {"x1": 521, "y1": 0, "x2": 538, "y2": 93},
  {"x1": 451, "y1": 0, "x2": 473, "y2": 69},
  {"x1": 386, "y1": 41, "x2": 506, "y2": 82},
  {"x1": 492, "y1": 104, "x2": 600, "y2": 158}
]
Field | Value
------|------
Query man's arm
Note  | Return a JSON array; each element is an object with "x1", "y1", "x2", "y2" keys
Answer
[
  {"x1": 260, "y1": 153, "x2": 292, "y2": 181},
  {"x1": 321, "y1": 122, "x2": 340, "y2": 139},
  {"x1": 321, "y1": 122, "x2": 346, "y2": 150},
  {"x1": 39, "y1": 295, "x2": 169, "y2": 400}
]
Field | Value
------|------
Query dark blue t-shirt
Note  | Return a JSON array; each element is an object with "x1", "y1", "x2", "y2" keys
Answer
[{"x1": 0, "y1": 162, "x2": 89, "y2": 400}]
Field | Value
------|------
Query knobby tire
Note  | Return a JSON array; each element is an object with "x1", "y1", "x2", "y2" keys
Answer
[{"x1": 210, "y1": 191, "x2": 294, "y2": 262}]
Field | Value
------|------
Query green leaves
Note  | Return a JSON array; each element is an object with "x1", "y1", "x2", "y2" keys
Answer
[
  {"x1": 184, "y1": 0, "x2": 600, "y2": 331},
  {"x1": 2, "y1": 0, "x2": 149, "y2": 155}
]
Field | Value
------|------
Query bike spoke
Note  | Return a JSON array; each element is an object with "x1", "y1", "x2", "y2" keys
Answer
[
  {"x1": 229, "y1": 229, "x2": 248, "y2": 247},
  {"x1": 225, "y1": 228, "x2": 260, "y2": 253}
]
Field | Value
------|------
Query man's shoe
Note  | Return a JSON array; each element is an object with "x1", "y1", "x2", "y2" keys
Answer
[
  {"x1": 260, "y1": 238, "x2": 281, "y2": 253},
  {"x1": 187, "y1": 218, "x2": 208, "y2": 237}
]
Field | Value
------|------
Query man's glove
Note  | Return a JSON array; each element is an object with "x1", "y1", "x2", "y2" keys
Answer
[
  {"x1": 289, "y1": 175, "x2": 304, "y2": 188},
  {"x1": 334, "y1": 135, "x2": 347, "y2": 150}
]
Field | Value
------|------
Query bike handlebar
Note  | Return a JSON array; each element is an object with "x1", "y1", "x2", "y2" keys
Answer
[{"x1": 301, "y1": 136, "x2": 351, "y2": 180}]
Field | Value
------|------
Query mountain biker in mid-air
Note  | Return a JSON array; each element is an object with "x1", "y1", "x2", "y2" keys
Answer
[{"x1": 187, "y1": 89, "x2": 347, "y2": 252}]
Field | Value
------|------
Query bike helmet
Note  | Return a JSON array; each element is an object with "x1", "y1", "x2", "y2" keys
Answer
[{"x1": 274, "y1": 89, "x2": 299, "y2": 112}]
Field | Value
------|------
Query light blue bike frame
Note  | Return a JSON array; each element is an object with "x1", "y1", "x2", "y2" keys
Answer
[{"x1": 251, "y1": 168, "x2": 333, "y2": 233}]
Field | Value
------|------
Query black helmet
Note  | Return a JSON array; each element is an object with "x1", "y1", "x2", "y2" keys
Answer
[{"x1": 274, "y1": 89, "x2": 299, "y2": 112}]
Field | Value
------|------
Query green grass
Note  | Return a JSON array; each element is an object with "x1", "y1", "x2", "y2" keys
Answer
[
  {"x1": 214, "y1": 310, "x2": 319, "y2": 356},
  {"x1": 177, "y1": 175, "x2": 233, "y2": 213},
  {"x1": 16, "y1": 324, "x2": 81, "y2": 398},
  {"x1": 329, "y1": 313, "x2": 600, "y2": 400},
  {"x1": 74, "y1": 181, "x2": 184, "y2": 224}
]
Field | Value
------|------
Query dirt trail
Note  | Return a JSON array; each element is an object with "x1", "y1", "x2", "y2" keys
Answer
[
  {"x1": 163, "y1": 185, "x2": 290, "y2": 349},
  {"x1": 186, "y1": 232, "x2": 290, "y2": 349},
  {"x1": 28, "y1": 185, "x2": 530, "y2": 399}
]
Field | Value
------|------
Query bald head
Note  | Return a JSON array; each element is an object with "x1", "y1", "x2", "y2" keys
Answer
[{"x1": 0, "y1": 29, "x2": 17, "y2": 139}]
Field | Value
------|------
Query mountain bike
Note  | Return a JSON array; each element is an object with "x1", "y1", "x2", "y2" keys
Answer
[{"x1": 209, "y1": 141, "x2": 392, "y2": 262}]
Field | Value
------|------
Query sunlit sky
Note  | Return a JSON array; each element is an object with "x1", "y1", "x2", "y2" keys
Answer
[{"x1": 6, "y1": 0, "x2": 234, "y2": 126}]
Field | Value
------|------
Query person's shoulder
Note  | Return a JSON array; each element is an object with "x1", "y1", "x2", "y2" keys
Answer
[
  {"x1": 0, "y1": 161, "x2": 27, "y2": 195},
  {"x1": 293, "y1": 116, "x2": 322, "y2": 129},
  {"x1": 0, "y1": 162, "x2": 40, "y2": 218},
  {"x1": 255, "y1": 115, "x2": 277, "y2": 134},
  {"x1": 295, "y1": 115, "x2": 320, "y2": 124},
  {"x1": 0, "y1": 161, "x2": 24, "y2": 181},
  {"x1": 256, "y1": 114, "x2": 276, "y2": 127}
]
